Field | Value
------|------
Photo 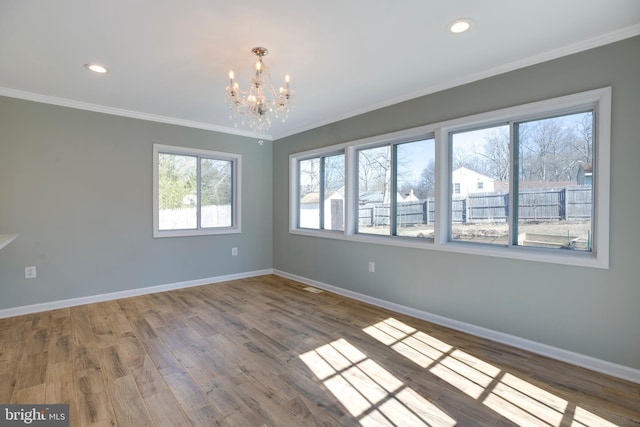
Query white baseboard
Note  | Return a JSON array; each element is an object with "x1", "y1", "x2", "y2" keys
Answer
[
  {"x1": 0, "y1": 268, "x2": 274, "y2": 319},
  {"x1": 273, "y1": 269, "x2": 640, "y2": 384}
]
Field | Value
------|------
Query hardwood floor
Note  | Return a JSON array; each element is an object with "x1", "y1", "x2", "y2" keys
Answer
[{"x1": 0, "y1": 274, "x2": 638, "y2": 426}]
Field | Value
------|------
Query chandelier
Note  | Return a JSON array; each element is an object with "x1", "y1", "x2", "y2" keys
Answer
[{"x1": 225, "y1": 47, "x2": 294, "y2": 136}]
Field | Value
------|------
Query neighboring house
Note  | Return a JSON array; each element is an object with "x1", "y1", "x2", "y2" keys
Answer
[
  {"x1": 451, "y1": 167, "x2": 495, "y2": 198},
  {"x1": 402, "y1": 189, "x2": 420, "y2": 202},
  {"x1": 577, "y1": 162, "x2": 593, "y2": 186},
  {"x1": 359, "y1": 190, "x2": 418, "y2": 204},
  {"x1": 358, "y1": 191, "x2": 385, "y2": 205},
  {"x1": 300, "y1": 187, "x2": 345, "y2": 229}
]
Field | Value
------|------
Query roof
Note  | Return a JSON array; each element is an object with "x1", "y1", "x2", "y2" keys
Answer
[
  {"x1": 300, "y1": 190, "x2": 344, "y2": 204},
  {"x1": 452, "y1": 167, "x2": 494, "y2": 181}
]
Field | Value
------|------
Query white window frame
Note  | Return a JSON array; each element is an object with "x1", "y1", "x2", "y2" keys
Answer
[
  {"x1": 296, "y1": 149, "x2": 346, "y2": 231},
  {"x1": 289, "y1": 87, "x2": 610, "y2": 268},
  {"x1": 153, "y1": 144, "x2": 241, "y2": 238},
  {"x1": 353, "y1": 137, "x2": 437, "y2": 237}
]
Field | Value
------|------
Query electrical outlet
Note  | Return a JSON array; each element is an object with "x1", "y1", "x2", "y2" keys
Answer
[
  {"x1": 368, "y1": 261, "x2": 375, "y2": 273},
  {"x1": 232, "y1": 247, "x2": 238, "y2": 256},
  {"x1": 25, "y1": 266, "x2": 37, "y2": 279}
]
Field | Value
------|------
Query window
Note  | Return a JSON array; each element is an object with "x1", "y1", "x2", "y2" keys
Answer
[
  {"x1": 514, "y1": 111, "x2": 594, "y2": 251},
  {"x1": 153, "y1": 144, "x2": 241, "y2": 237},
  {"x1": 450, "y1": 125, "x2": 510, "y2": 245},
  {"x1": 447, "y1": 112, "x2": 598, "y2": 251},
  {"x1": 356, "y1": 138, "x2": 435, "y2": 238},
  {"x1": 298, "y1": 152, "x2": 345, "y2": 231},
  {"x1": 396, "y1": 139, "x2": 435, "y2": 238},
  {"x1": 442, "y1": 89, "x2": 608, "y2": 267},
  {"x1": 289, "y1": 88, "x2": 610, "y2": 268},
  {"x1": 358, "y1": 145, "x2": 392, "y2": 235}
]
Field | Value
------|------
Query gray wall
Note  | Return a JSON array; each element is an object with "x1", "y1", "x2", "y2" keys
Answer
[
  {"x1": 0, "y1": 98, "x2": 273, "y2": 309},
  {"x1": 273, "y1": 36, "x2": 640, "y2": 370}
]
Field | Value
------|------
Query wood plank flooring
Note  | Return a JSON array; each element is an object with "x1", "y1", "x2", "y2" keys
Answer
[{"x1": 0, "y1": 274, "x2": 638, "y2": 426}]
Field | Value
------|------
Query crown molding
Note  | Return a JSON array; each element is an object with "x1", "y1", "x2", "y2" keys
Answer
[
  {"x1": 272, "y1": 24, "x2": 640, "y2": 140},
  {"x1": 0, "y1": 87, "x2": 273, "y2": 141}
]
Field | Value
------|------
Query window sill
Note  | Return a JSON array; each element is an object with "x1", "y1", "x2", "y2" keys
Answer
[
  {"x1": 154, "y1": 227, "x2": 241, "y2": 238},
  {"x1": 289, "y1": 228, "x2": 607, "y2": 269}
]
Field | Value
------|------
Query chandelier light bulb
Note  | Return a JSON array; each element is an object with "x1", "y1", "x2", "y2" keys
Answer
[{"x1": 228, "y1": 70, "x2": 234, "y2": 80}]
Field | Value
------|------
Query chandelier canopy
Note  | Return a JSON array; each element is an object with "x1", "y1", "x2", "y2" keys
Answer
[{"x1": 225, "y1": 47, "x2": 294, "y2": 136}]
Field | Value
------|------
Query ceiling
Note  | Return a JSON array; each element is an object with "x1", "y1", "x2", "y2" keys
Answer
[{"x1": 1, "y1": 1, "x2": 639, "y2": 141}]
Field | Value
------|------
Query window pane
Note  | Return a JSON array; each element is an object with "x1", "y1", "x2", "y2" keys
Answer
[
  {"x1": 323, "y1": 153, "x2": 345, "y2": 231},
  {"x1": 358, "y1": 146, "x2": 391, "y2": 235},
  {"x1": 158, "y1": 153, "x2": 197, "y2": 230},
  {"x1": 515, "y1": 111, "x2": 593, "y2": 251},
  {"x1": 299, "y1": 158, "x2": 320, "y2": 229},
  {"x1": 451, "y1": 125, "x2": 510, "y2": 245},
  {"x1": 201, "y1": 158, "x2": 232, "y2": 228},
  {"x1": 396, "y1": 138, "x2": 435, "y2": 239}
]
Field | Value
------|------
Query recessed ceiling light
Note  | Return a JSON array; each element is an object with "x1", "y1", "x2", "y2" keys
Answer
[
  {"x1": 84, "y1": 63, "x2": 108, "y2": 74},
  {"x1": 448, "y1": 18, "x2": 473, "y2": 34}
]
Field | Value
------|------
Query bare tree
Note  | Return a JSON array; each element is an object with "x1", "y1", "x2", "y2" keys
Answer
[
  {"x1": 324, "y1": 154, "x2": 345, "y2": 192},
  {"x1": 519, "y1": 118, "x2": 572, "y2": 182},
  {"x1": 299, "y1": 158, "x2": 319, "y2": 198},
  {"x1": 358, "y1": 145, "x2": 415, "y2": 204},
  {"x1": 519, "y1": 112, "x2": 592, "y2": 183},
  {"x1": 451, "y1": 125, "x2": 509, "y2": 182},
  {"x1": 452, "y1": 139, "x2": 485, "y2": 173},
  {"x1": 359, "y1": 146, "x2": 391, "y2": 201},
  {"x1": 414, "y1": 160, "x2": 436, "y2": 199},
  {"x1": 570, "y1": 112, "x2": 593, "y2": 164},
  {"x1": 480, "y1": 128, "x2": 510, "y2": 181}
]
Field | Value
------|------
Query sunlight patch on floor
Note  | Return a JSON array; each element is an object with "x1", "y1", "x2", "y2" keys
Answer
[
  {"x1": 363, "y1": 318, "x2": 453, "y2": 368},
  {"x1": 483, "y1": 373, "x2": 568, "y2": 426},
  {"x1": 360, "y1": 317, "x2": 621, "y2": 427},
  {"x1": 299, "y1": 338, "x2": 456, "y2": 426},
  {"x1": 572, "y1": 407, "x2": 619, "y2": 427}
]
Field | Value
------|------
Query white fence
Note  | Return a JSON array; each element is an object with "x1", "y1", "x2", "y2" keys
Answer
[{"x1": 159, "y1": 205, "x2": 231, "y2": 229}]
